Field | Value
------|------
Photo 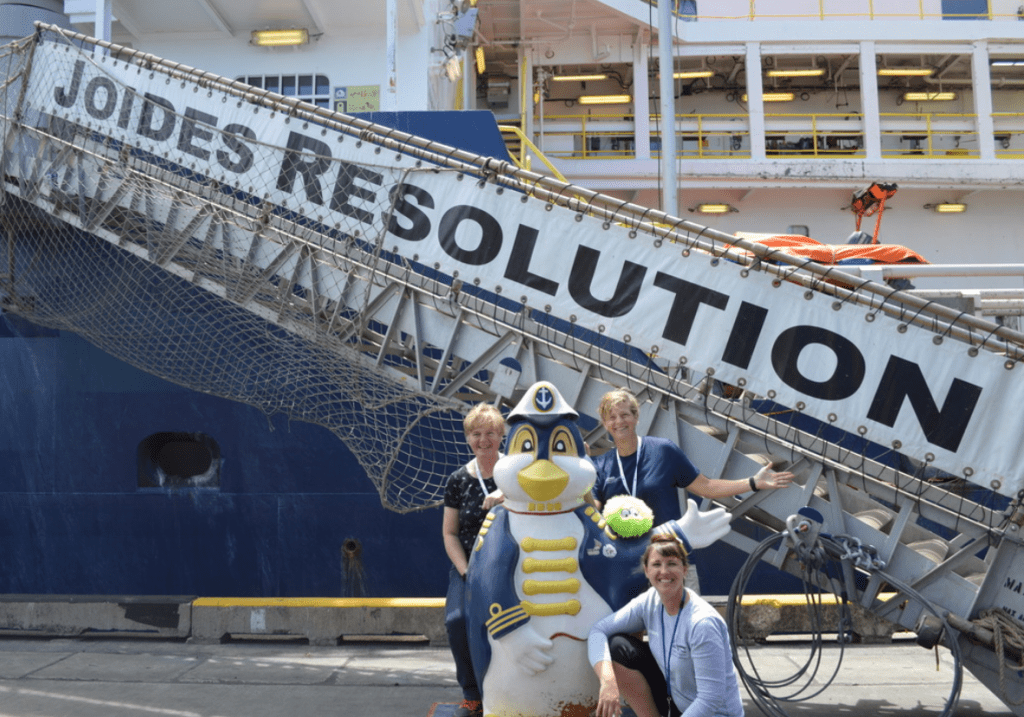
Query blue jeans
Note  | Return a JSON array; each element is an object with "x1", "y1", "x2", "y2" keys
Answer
[{"x1": 445, "y1": 565, "x2": 480, "y2": 701}]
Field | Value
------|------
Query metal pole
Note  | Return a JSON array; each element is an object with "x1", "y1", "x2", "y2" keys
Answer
[
  {"x1": 383, "y1": 0, "x2": 397, "y2": 110},
  {"x1": 851, "y1": 264, "x2": 1024, "y2": 279},
  {"x1": 94, "y1": 0, "x2": 112, "y2": 43},
  {"x1": 657, "y1": 0, "x2": 678, "y2": 217}
]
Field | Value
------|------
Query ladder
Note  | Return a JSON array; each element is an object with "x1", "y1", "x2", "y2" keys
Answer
[{"x1": 2, "y1": 24, "x2": 1024, "y2": 712}]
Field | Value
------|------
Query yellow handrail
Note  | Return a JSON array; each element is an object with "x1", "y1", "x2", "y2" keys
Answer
[
  {"x1": 638, "y1": 1, "x2": 1012, "y2": 21},
  {"x1": 498, "y1": 125, "x2": 569, "y2": 182},
  {"x1": 530, "y1": 107, "x2": 1014, "y2": 160}
]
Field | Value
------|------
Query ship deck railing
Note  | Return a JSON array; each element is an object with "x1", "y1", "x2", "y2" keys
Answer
[
  {"x1": 521, "y1": 110, "x2": 1024, "y2": 161},
  {"x1": 640, "y1": 1, "x2": 1024, "y2": 23}
]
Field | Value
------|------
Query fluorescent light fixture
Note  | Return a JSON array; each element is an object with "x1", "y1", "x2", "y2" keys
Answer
[
  {"x1": 903, "y1": 91, "x2": 956, "y2": 101},
  {"x1": 932, "y1": 202, "x2": 967, "y2": 213},
  {"x1": 741, "y1": 92, "x2": 795, "y2": 102},
  {"x1": 673, "y1": 70, "x2": 714, "y2": 79},
  {"x1": 553, "y1": 73, "x2": 609, "y2": 82},
  {"x1": 878, "y1": 67, "x2": 933, "y2": 77},
  {"x1": 475, "y1": 46, "x2": 486, "y2": 74},
  {"x1": 693, "y1": 203, "x2": 736, "y2": 214},
  {"x1": 991, "y1": 59, "x2": 1024, "y2": 67},
  {"x1": 766, "y1": 69, "x2": 825, "y2": 78},
  {"x1": 251, "y1": 29, "x2": 309, "y2": 47},
  {"x1": 578, "y1": 94, "x2": 631, "y2": 105}
]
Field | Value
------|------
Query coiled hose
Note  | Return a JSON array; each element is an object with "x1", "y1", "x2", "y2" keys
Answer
[{"x1": 726, "y1": 527, "x2": 963, "y2": 717}]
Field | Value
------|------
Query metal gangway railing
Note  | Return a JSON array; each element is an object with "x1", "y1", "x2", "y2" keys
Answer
[{"x1": 3, "y1": 23, "x2": 1024, "y2": 713}]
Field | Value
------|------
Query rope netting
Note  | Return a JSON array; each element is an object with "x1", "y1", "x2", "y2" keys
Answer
[{"x1": 0, "y1": 30, "x2": 482, "y2": 512}]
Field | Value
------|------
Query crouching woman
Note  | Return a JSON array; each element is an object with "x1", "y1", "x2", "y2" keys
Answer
[{"x1": 588, "y1": 533, "x2": 744, "y2": 717}]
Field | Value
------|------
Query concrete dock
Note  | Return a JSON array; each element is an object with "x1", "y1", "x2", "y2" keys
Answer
[{"x1": 0, "y1": 633, "x2": 1015, "y2": 717}]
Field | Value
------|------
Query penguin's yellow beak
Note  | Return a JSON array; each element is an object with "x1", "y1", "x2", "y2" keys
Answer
[{"x1": 517, "y1": 459, "x2": 569, "y2": 502}]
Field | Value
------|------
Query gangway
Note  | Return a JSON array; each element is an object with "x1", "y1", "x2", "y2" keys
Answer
[{"x1": 3, "y1": 24, "x2": 1024, "y2": 713}]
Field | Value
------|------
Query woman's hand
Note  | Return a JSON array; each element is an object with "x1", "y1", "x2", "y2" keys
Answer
[
  {"x1": 595, "y1": 679, "x2": 622, "y2": 717},
  {"x1": 593, "y1": 661, "x2": 621, "y2": 717},
  {"x1": 753, "y1": 466, "x2": 795, "y2": 490},
  {"x1": 482, "y1": 489, "x2": 505, "y2": 510}
]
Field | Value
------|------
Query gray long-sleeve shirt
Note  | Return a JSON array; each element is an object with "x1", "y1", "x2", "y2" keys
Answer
[{"x1": 588, "y1": 587, "x2": 744, "y2": 717}]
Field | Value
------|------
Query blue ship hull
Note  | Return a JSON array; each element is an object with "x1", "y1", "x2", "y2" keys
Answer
[{"x1": 0, "y1": 310, "x2": 450, "y2": 597}]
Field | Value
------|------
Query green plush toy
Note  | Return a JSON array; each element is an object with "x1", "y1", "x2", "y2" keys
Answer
[{"x1": 602, "y1": 495, "x2": 654, "y2": 538}]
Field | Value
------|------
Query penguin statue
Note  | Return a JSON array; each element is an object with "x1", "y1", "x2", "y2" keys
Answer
[{"x1": 465, "y1": 381, "x2": 732, "y2": 717}]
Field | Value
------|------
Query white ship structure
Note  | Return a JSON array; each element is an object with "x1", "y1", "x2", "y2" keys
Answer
[{"x1": 57, "y1": 0, "x2": 1023, "y2": 286}]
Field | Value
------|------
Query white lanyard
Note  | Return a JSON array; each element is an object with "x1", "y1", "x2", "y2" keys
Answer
[
  {"x1": 614, "y1": 437, "x2": 643, "y2": 497},
  {"x1": 470, "y1": 454, "x2": 502, "y2": 496}
]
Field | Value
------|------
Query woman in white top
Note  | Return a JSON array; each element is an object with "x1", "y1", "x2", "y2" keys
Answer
[{"x1": 588, "y1": 533, "x2": 744, "y2": 717}]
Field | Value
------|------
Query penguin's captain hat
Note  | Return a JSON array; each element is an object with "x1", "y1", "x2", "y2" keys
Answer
[{"x1": 508, "y1": 381, "x2": 578, "y2": 427}]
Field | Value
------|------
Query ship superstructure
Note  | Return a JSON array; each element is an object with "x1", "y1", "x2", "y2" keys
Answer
[{"x1": 50, "y1": 1, "x2": 1024, "y2": 291}]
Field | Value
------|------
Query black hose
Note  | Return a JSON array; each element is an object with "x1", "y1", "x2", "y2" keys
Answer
[
  {"x1": 726, "y1": 529, "x2": 963, "y2": 717},
  {"x1": 727, "y1": 532, "x2": 848, "y2": 717}
]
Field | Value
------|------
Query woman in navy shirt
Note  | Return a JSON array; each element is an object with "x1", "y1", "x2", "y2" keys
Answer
[{"x1": 592, "y1": 388, "x2": 793, "y2": 526}]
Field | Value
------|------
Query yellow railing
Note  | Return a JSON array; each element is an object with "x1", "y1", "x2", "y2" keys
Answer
[
  {"x1": 994, "y1": 113, "x2": 1024, "y2": 158},
  {"x1": 878, "y1": 111, "x2": 981, "y2": 158},
  {"x1": 497, "y1": 125, "x2": 569, "y2": 182},
  {"x1": 762, "y1": 112, "x2": 866, "y2": 157},
  {"x1": 529, "y1": 110, "x2": 1022, "y2": 160},
  {"x1": 640, "y1": 0, "x2": 1019, "y2": 21}
]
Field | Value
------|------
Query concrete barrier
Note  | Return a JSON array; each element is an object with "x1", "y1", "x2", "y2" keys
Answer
[
  {"x1": 0, "y1": 594, "x2": 899, "y2": 646},
  {"x1": 710, "y1": 593, "x2": 900, "y2": 644},
  {"x1": 190, "y1": 597, "x2": 448, "y2": 646},
  {"x1": 0, "y1": 595, "x2": 193, "y2": 639}
]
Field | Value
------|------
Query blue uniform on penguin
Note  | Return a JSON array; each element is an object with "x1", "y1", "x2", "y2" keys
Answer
[{"x1": 465, "y1": 380, "x2": 732, "y2": 717}]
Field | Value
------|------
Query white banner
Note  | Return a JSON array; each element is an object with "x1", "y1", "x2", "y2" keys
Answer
[{"x1": 24, "y1": 40, "x2": 1024, "y2": 497}]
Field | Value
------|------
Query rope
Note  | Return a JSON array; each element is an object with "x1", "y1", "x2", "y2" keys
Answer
[{"x1": 975, "y1": 608, "x2": 1024, "y2": 705}]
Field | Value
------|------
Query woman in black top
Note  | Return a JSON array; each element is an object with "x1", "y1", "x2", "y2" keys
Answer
[{"x1": 442, "y1": 403, "x2": 506, "y2": 717}]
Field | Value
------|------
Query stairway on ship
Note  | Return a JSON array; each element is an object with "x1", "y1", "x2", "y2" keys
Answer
[{"x1": 2, "y1": 23, "x2": 1024, "y2": 715}]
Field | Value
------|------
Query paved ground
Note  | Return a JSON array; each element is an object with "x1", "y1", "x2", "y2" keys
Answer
[{"x1": 0, "y1": 634, "x2": 1015, "y2": 716}]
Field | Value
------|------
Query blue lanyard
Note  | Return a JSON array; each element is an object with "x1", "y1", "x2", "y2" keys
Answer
[{"x1": 659, "y1": 595, "x2": 684, "y2": 708}]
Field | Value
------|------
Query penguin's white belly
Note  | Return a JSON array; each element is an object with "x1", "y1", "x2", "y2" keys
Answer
[{"x1": 483, "y1": 636, "x2": 599, "y2": 717}]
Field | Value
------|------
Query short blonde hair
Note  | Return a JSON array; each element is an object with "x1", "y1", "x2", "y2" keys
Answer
[
  {"x1": 598, "y1": 388, "x2": 639, "y2": 421},
  {"x1": 464, "y1": 403, "x2": 506, "y2": 436}
]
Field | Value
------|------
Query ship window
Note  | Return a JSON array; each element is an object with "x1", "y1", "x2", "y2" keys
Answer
[
  {"x1": 138, "y1": 432, "x2": 221, "y2": 489},
  {"x1": 239, "y1": 74, "x2": 332, "y2": 109},
  {"x1": 941, "y1": 0, "x2": 988, "y2": 19}
]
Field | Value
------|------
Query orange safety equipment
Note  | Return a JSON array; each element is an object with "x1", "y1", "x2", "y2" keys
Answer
[{"x1": 849, "y1": 182, "x2": 899, "y2": 244}]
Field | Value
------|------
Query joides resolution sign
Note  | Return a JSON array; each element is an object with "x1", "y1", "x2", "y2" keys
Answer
[{"x1": 23, "y1": 40, "x2": 1024, "y2": 496}]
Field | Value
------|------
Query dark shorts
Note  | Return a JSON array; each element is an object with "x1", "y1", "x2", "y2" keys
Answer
[{"x1": 609, "y1": 633, "x2": 683, "y2": 717}]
